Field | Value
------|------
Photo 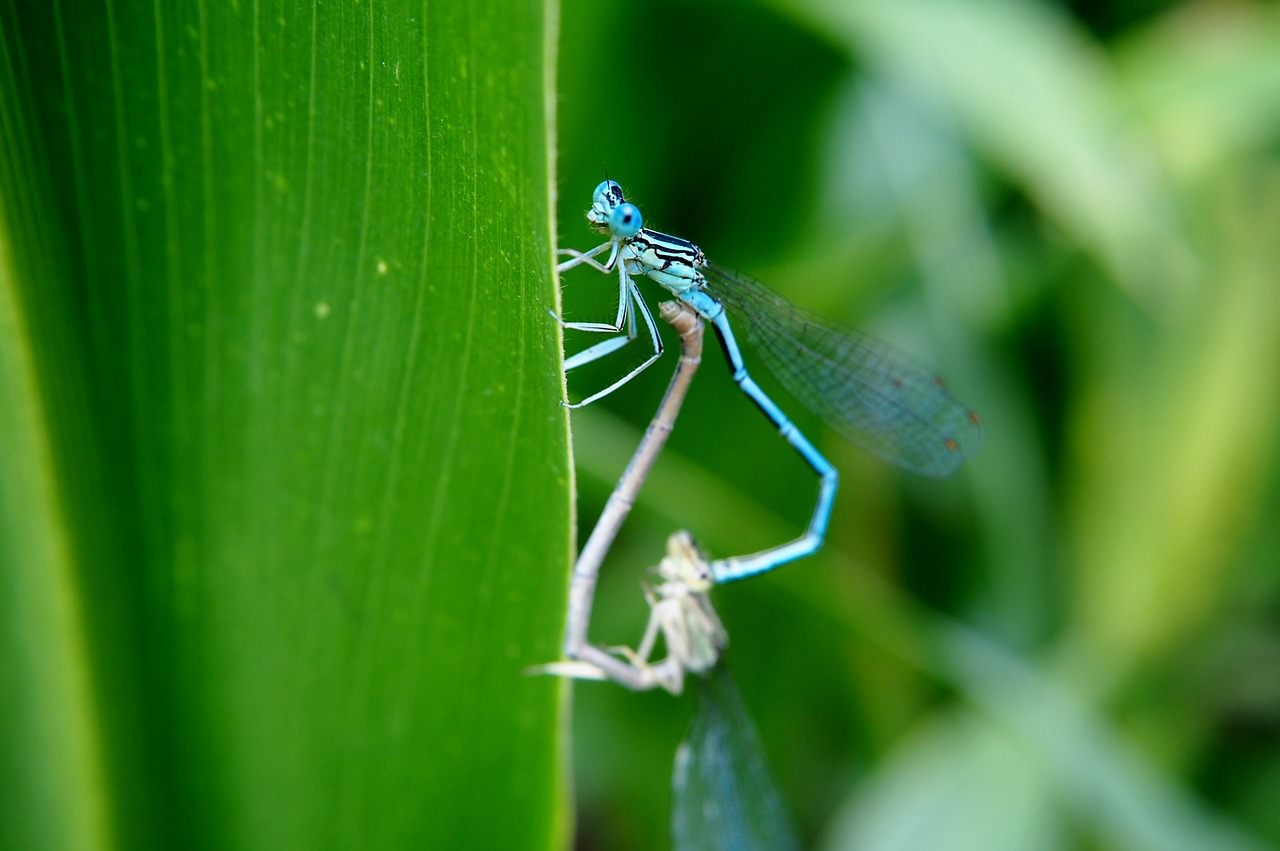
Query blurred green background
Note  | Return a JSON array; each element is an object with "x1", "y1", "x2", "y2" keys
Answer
[
  {"x1": 4, "y1": 0, "x2": 1279, "y2": 849},
  {"x1": 556, "y1": 1, "x2": 1280, "y2": 850}
]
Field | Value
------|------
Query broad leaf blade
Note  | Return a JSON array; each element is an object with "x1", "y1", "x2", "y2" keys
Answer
[{"x1": 0, "y1": 2, "x2": 569, "y2": 849}]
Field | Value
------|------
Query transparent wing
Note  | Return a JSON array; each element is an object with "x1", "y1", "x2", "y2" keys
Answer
[
  {"x1": 671, "y1": 666, "x2": 800, "y2": 851},
  {"x1": 703, "y1": 263, "x2": 981, "y2": 477}
]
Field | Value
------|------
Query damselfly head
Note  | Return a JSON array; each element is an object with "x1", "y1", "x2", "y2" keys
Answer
[
  {"x1": 656, "y1": 530, "x2": 715, "y2": 591},
  {"x1": 586, "y1": 180, "x2": 642, "y2": 239},
  {"x1": 592, "y1": 179, "x2": 624, "y2": 208}
]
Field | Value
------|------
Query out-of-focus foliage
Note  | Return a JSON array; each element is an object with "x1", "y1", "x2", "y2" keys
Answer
[{"x1": 556, "y1": 1, "x2": 1280, "y2": 849}]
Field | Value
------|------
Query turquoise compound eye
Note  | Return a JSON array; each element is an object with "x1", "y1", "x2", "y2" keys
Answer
[
  {"x1": 609, "y1": 202, "x2": 642, "y2": 238},
  {"x1": 593, "y1": 180, "x2": 621, "y2": 207}
]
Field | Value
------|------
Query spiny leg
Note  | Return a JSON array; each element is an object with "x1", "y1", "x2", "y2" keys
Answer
[{"x1": 563, "y1": 280, "x2": 663, "y2": 408}]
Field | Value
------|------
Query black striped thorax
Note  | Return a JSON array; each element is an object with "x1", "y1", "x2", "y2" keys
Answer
[{"x1": 626, "y1": 228, "x2": 707, "y2": 274}]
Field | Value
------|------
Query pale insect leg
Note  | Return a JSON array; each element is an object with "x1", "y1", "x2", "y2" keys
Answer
[
  {"x1": 562, "y1": 282, "x2": 663, "y2": 408},
  {"x1": 562, "y1": 269, "x2": 637, "y2": 370},
  {"x1": 552, "y1": 244, "x2": 629, "y2": 334},
  {"x1": 554, "y1": 240, "x2": 615, "y2": 274},
  {"x1": 556, "y1": 241, "x2": 664, "y2": 400}
]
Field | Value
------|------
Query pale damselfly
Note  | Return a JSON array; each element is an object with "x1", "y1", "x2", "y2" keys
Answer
[
  {"x1": 535, "y1": 304, "x2": 800, "y2": 847},
  {"x1": 659, "y1": 532, "x2": 802, "y2": 851},
  {"x1": 542, "y1": 301, "x2": 708, "y2": 690},
  {"x1": 555, "y1": 180, "x2": 981, "y2": 582},
  {"x1": 552, "y1": 528, "x2": 802, "y2": 850}
]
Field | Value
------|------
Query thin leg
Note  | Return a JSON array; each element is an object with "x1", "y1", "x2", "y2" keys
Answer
[
  {"x1": 556, "y1": 246, "x2": 664, "y2": 399},
  {"x1": 561, "y1": 270, "x2": 639, "y2": 369},
  {"x1": 555, "y1": 240, "x2": 615, "y2": 274},
  {"x1": 552, "y1": 256, "x2": 630, "y2": 334},
  {"x1": 563, "y1": 333, "x2": 636, "y2": 372},
  {"x1": 623, "y1": 593, "x2": 665, "y2": 666},
  {"x1": 678, "y1": 292, "x2": 839, "y2": 583},
  {"x1": 567, "y1": 642, "x2": 682, "y2": 693},
  {"x1": 563, "y1": 283, "x2": 663, "y2": 408}
]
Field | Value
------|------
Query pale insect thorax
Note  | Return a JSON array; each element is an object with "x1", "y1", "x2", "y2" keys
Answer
[{"x1": 624, "y1": 229, "x2": 707, "y2": 295}]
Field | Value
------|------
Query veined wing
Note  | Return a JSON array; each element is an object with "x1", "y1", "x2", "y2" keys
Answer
[
  {"x1": 671, "y1": 666, "x2": 800, "y2": 851},
  {"x1": 703, "y1": 263, "x2": 980, "y2": 477}
]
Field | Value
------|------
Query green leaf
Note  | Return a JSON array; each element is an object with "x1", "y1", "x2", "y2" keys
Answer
[{"x1": 0, "y1": 2, "x2": 569, "y2": 849}]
